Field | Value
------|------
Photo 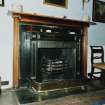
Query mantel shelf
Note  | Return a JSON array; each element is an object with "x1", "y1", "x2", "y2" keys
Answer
[{"x1": 12, "y1": 12, "x2": 89, "y2": 27}]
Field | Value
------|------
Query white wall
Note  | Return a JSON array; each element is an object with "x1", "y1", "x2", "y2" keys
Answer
[
  {"x1": 0, "y1": 0, "x2": 105, "y2": 89},
  {"x1": 88, "y1": 0, "x2": 105, "y2": 45},
  {"x1": 0, "y1": 1, "x2": 13, "y2": 89}
]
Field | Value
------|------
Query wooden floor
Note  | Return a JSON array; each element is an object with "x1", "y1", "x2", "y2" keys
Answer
[{"x1": 1, "y1": 88, "x2": 105, "y2": 105}]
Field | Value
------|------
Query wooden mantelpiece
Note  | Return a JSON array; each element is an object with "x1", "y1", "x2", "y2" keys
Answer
[
  {"x1": 12, "y1": 12, "x2": 89, "y2": 27},
  {"x1": 12, "y1": 12, "x2": 89, "y2": 88}
]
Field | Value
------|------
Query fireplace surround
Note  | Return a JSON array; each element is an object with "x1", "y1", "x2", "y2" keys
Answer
[{"x1": 12, "y1": 12, "x2": 89, "y2": 93}]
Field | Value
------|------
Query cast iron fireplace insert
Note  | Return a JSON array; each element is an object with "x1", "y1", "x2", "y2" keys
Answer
[{"x1": 20, "y1": 24, "x2": 84, "y2": 91}]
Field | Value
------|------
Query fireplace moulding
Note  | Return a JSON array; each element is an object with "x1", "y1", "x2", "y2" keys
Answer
[{"x1": 12, "y1": 12, "x2": 89, "y2": 89}]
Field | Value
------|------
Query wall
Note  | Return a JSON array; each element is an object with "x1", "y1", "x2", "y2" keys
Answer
[
  {"x1": 88, "y1": 0, "x2": 105, "y2": 45},
  {"x1": 0, "y1": 0, "x2": 105, "y2": 89},
  {"x1": 89, "y1": 23, "x2": 105, "y2": 45}
]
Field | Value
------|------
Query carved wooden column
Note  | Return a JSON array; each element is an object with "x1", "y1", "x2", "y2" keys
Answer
[
  {"x1": 82, "y1": 26, "x2": 88, "y2": 77},
  {"x1": 13, "y1": 15, "x2": 20, "y2": 88}
]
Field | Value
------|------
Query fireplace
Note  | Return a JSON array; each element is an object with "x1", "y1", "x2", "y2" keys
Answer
[
  {"x1": 12, "y1": 13, "x2": 89, "y2": 91},
  {"x1": 34, "y1": 28, "x2": 82, "y2": 82},
  {"x1": 19, "y1": 24, "x2": 84, "y2": 90}
]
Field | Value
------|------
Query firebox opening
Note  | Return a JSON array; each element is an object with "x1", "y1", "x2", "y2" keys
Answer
[
  {"x1": 37, "y1": 48, "x2": 77, "y2": 82},
  {"x1": 19, "y1": 24, "x2": 82, "y2": 88}
]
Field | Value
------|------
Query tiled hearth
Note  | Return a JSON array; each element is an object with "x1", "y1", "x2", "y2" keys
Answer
[{"x1": 1, "y1": 88, "x2": 105, "y2": 105}]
